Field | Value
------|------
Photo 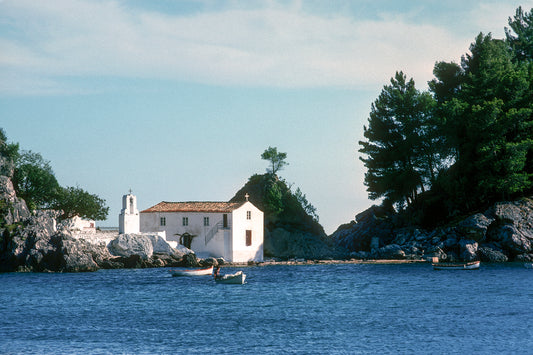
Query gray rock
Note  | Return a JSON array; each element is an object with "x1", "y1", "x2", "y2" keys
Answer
[
  {"x1": 61, "y1": 236, "x2": 101, "y2": 272},
  {"x1": 107, "y1": 233, "x2": 185, "y2": 260},
  {"x1": 0, "y1": 155, "x2": 14, "y2": 177},
  {"x1": 0, "y1": 175, "x2": 30, "y2": 224},
  {"x1": 182, "y1": 253, "x2": 200, "y2": 267},
  {"x1": 477, "y1": 246, "x2": 508, "y2": 263},
  {"x1": 488, "y1": 224, "x2": 532, "y2": 255},
  {"x1": 266, "y1": 227, "x2": 342, "y2": 259},
  {"x1": 515, "y1": 253, "x2": 533, "y2": 262},
  {"x1": 486, "y1": 199, "x2": 533, "y2": 255},
  {"x1": 456, "y1": 213, "x2": 493, "y2": 242},
  {"x1": 108, "y1": 234, "x2": 155, "y2": 259},
  {"x1": 201, "y1": 257, "x2": 219, "y2": 267},
  {"x1": 459, "y1": 239, "x2": 478, "y2": 261}
]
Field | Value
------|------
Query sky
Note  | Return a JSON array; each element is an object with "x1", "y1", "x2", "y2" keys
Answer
[{"x1": 0, "y1": 0, "x2": 529, "y2": 234}]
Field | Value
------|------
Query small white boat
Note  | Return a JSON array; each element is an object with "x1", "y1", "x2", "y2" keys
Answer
[
  {"x1": 215, "y1": 271, "x2": 246, "y2": 284},
  {"x1": 524, "y1": 263, "x2": 533, "y2": 269},
  {"x1": 169, "y1": 266, "x2": 213, "y2": 277},
  {"x1": 432, "y1": 260, "x2": 480, "y2": 270}
]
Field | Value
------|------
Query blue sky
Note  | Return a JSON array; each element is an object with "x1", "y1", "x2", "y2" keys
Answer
[{"x1": 0, "y1": 0, "x2": 528, "y2": 233}]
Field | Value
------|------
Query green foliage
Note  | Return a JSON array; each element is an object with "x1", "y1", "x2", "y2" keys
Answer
[
  {"x1": 505, "y1": 6, "x2": 533, "y2": 62},
  {"x1": 359, "y1": 71, "x2": 438, "y2": 209},
  {"x1": 433, "y1": 33, "x2": 533, "y2": 207},
  {"x1": 53, "y1": 186, "x2": 109, "y2": 221},
  {"x1": 294, "y1": 187, "x2": 319, "y2": 222},
  {"x1": 362, "y1": 6, "x2": 533, "y2": 222},
  {"x1": 261, "y1": 146, "x2": 288, "y2": 175},
  {"x1": 0, "y1": 128, "x2": 19, "y2": 162},
  {"x1": 12, "y1": 150, "x2": 60, "y2": 211},
  {"x1": 264, "y1": 176, "x2": 283, "y2": 216},
  {"x1": 230, "y1": 174, "x2": 324, "y2": 235},
  {"x1": 1, "y1": 128, "x2": 109, "y2": 221}
]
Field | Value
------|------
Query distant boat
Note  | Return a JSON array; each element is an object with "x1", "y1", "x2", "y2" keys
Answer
[
  {"x1": 215, "y1": 271, "x2": 246, "y2": 284},
  {"x1": 169, "y1": 266, "x2": 213, "y2": 277},
  {"x1": 524, "y1": 263, "x2": 533, "y2": 269},
  {"x1": 432, "y1": 261, "x2": 480, "y2": 270}
]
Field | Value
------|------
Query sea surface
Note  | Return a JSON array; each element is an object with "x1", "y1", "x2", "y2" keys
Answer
[{"x1": 0, "y1": 263, "x2": 532, "y2": 354}]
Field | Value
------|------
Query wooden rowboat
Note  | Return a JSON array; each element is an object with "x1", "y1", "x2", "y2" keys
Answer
[
  {"x1": 169, "y1": 266, "x2": 213, "y2": 277},
  {"x1": 432, "y1": 260, "x2": 480, "y2": 270},
  {"x1": 215, "y1": 271, "x2": 246, "y2": 284}
]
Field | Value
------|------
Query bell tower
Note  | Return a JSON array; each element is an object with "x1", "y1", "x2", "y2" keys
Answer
[{"x1": 119, "y1": 190, "x2": 140, "y2": 234}]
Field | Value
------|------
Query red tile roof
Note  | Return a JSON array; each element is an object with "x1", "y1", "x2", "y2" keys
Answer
[{"x1": 140, "y1": 201, "x2": 246, "y2": 213}]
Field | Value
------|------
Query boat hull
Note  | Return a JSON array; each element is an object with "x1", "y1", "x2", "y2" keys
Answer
[
  {"x1": 215, "y1": 271, "x2": 246, "y2": 284},
  {"x1": 170, "y1": 266, "x2": 213, "y2": 276},
  {"x1": 432, "y1": 261, "x2": 480, "y2": 270}
]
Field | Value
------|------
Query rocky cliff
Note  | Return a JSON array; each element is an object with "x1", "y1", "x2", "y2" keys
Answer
[
  {"x1": 331, "y1": 199, "x2": 533, "y2": 262},
  {"x1": 0, "y1": 155, "x2": 200, "y2": 272}
]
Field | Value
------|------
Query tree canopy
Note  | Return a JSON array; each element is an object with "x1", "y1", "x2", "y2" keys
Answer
[
  {"x1": 52, "y1": 186, "x2": 109, "y2": 221},
  {"x1": 506, "y1": 6, "x2": 533, "y2": 62},
  {"x1": 261, "y1": 146, "x2": 288, "y2": 175},
  {"x1": 1, "y1": 129, "x2": 109, "y2": 221},
  {"x1": 12, "y1": 150, "x2": 60, "y2": 211},
  {"x1": 359, "y1": 71, "x2": 437, "y2": 209},
  {"x1": 359, "y1": 6, "x2": 533, "y2": 220}
]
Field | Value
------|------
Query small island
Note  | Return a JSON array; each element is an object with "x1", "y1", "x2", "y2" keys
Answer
[{"x1": 2, "y1": 7, "x2": 533, "y2": 270}]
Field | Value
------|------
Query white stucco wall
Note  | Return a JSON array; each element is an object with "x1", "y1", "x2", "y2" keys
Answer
[
  {"x1": 140, "y1": 211, "x2": 233, "y2": 258},
  {"x1": 139, "y1": 202, "x2": 263, "y2": 262},
  {"x1": 231, "y1": 202, "x2": 264, "y2": 262},
  {"x1": 65, "y1": 215, "x2": 95, "y2": 232},
  {"x1": 119, "y1": 194, "x2": 140, "y2": 234}
]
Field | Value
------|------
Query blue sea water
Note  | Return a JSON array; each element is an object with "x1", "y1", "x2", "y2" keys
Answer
[{"x1": 0, "y1": 263, "x2": 532, "y2": 354}]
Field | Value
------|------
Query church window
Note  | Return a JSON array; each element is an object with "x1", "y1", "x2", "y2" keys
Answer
[
  {"x1": 246, "y1": 230, "x2": 252, "y2": 246},
  {"x1": 182, "y1": 217, "x2": 188, "y2": 226},
  {"x1": 246, "y1": 211, "x2": 251, "y2": 220},
  {"x1": 160, "y1": 217, "x2": 166, "y2": 226},
  {"x1": 204, "y1": 217, "x2": 210, "y2": 226}
]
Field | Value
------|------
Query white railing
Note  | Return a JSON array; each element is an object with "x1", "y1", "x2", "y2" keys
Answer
[{"x1": 205, "y1": 221, "x2": 231, "y2": 245}]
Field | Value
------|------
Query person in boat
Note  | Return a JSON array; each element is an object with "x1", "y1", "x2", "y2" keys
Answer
[{"x1": 213, "y1": 265, "x2": 221, "y2": 280}]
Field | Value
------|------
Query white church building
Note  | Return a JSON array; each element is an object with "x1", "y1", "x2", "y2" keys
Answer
[{"x1": 119, "y1": 192, "x2": 264, "y2": 263}]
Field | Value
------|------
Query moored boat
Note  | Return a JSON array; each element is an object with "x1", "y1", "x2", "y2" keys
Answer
[
  {"x1": 524, "y1": 263, "x2": 533, "y2": 269},
  {"x1": 432, "y1": 260, "x2": 480, "y2": 270},
  {"x1": 215, "y1": 271, "x2": 246, "y2": 284},
  {"x1": 169, "y1": 266, "x2": 213, "y2": 277}
]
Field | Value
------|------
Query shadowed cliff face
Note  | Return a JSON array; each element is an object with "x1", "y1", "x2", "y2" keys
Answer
[
  {"x1": 230, "y1": 173, "x2": 347, "y2": 259},
  {"x1": 331, "y1": 199, "x2": 533, "y2": 262}
]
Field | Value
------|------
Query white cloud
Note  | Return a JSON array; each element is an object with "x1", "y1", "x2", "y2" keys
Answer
[
  {"x1": 473, "y1": 2, "x2": 524, "y2": 38},
  {"x1": 0, "y1": 0, "x2": 513, "y2": 94}
]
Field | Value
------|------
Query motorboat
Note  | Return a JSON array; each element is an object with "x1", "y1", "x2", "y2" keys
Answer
[
  {"x1": 215, "y1": 271, "x2": 246, "y2": 284},
  {"x1": 432, "y1": 260, "x2": 480, "y2": 270},
  {"x1": 169, "y1": 266, "x2": 213, "y2": 276}
]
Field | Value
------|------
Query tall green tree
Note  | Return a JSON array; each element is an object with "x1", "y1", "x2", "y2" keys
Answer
[
  {"x1": 359, "y1": 72, "x2": 437, "y2": 209},
  {"x1": 0, "y1": 128, "x2": 19, "y2": 163},
  {"x1": 431, "y1": 33, "x2": 533, "y2": 207},
  {"x1": 12, "y1": 150, "x2": 60, "y2": 210},
  {"x1": 53, "y1": 186, "x2": 109, "y2": 221},
  {"x1": 261, "y1": 147, "x2": 288, "y2": 175},
  {"x1": 505, "y1": 6, "x2": 533, "y2": 62}
]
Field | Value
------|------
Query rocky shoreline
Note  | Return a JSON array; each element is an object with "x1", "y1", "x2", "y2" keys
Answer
[
  {"x1": 331, "y1": 199, "x2": 533, "y2": 263},
  {"x1": 2, "y1": 149, "x2": 533, "y2": 272}
]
